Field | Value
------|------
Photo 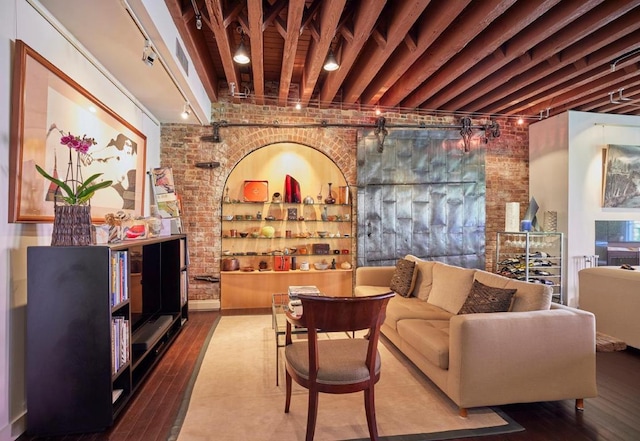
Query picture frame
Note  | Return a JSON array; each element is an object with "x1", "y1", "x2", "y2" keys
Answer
[
  {"x1": 9, "y1": 40, "x2": 147, "y2": 223},
  {"x1": 602, "y1": 144, "x2": 640, "y2": 208}
]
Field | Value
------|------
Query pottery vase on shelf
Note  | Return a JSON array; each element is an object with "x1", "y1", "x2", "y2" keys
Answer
[{"x1": 324, "y1": 183, "x2": 336, "y2": 204}]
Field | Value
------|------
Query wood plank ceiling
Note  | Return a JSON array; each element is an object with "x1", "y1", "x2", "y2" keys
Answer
[{"x1": 166, "y1": 0, "x2": 640, "y2": 119}]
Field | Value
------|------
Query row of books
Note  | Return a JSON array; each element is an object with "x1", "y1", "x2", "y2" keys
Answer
[
  {"x1": 110, "y1": 251, "x2": 129, "y2": 307},
  {"x1": 111, "y1": 316, "x2": 130, "y2": 374}
]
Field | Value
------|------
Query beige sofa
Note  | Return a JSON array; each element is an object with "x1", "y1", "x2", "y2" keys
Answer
[
  {"x1": 355, "y1": 256, "x2": 598, "y2": 416},
  {"x1": 579, "y1": 266, "x2": 640, "y2": 349}
]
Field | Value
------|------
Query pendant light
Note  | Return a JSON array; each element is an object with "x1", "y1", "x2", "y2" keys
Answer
[
  {"x1": 323, "y1": 47, "x2": 339, "y2": 71},
  {"x1": 233, "y1": 29, "x2": 250, "y2": 65}
]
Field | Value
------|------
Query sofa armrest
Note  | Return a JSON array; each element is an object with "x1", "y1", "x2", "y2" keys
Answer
[
  {"x1": 447, "y1": 308, "x2": 597, "y2": 408},
  {"x1": 355, "y1": 266, "x2": 395, "y2": 288}
]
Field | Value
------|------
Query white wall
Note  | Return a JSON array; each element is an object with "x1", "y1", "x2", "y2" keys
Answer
[
  {"x1": 1, "y1": 1, "x2": 165, "y2": 439},
  {"x1": 530, "y1": 111, "x2": 640, "y2": 307}
]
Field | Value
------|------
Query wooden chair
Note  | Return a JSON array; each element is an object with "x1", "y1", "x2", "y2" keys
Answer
[{"x1": 283, "y1": 292, "x2": 395, "y2": 441}]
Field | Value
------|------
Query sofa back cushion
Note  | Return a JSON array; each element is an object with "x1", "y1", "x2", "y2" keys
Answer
[
  {"x1": 506, "y1": 279, "x2": 553, "y2": 311},
  {"x1": 405, "y1": 255, "x2": 437, "y2": 300},
  {"x1": 426, "y1": 262, "x2": 476, "y2": 314}
]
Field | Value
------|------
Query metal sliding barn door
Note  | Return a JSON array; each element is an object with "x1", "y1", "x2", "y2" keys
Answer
[{"x1": 356, "y1": 130, "x2": 486, "y2": 269}]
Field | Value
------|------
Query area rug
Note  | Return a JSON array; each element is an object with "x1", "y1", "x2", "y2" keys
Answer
[
  {"x1": 596, "y1": 332, "x2": 627, "y2": 352},
  {"x1": 171, "y1": 315, "x2": 523, "y2": 441}
]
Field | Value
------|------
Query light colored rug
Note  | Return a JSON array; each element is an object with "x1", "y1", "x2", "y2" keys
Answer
[{"x1": 172, "y1": 315, "x2": 523, "y2": 441}]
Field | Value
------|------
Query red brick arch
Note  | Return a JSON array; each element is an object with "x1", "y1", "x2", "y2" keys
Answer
[{"x1": 223, "y1": 126, "x2": 356, "y2": 184}]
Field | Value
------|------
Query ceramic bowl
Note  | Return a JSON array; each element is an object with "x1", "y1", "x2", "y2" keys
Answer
[
  {"x1": 239, "y1": 232, "x2": 249, "y2": 237},
  {"x1": 317, "y1": 231, "x2": 328, "y2": 238},
  {"x1": 223, "y1": 215, "x2": 234, "y2": 221},
  {"x1": 314, "y1": 262, "x2": 329, "y2": 270}
]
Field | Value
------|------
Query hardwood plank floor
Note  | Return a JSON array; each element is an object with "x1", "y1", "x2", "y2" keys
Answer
[{"x1": 18, "y1": 310, "x2": 640, "y2": 441}]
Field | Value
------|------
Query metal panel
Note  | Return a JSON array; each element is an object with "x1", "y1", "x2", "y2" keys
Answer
[{"x1": 357, "y1": 130, "x2": 485, "y2": 268}]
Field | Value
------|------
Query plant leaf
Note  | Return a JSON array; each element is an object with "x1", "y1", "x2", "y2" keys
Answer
[{"x1": 35, "y1": 164, "x2": 76, "y2": 202}]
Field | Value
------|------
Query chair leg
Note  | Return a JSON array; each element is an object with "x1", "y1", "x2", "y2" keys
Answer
[
  {"x1": 364, "y1": 387, "x2": 379, "y2": 441},
  {"x1": 575, "y1": 398, "x2": 584, "y2": 411},
  {"x1": 305, "y1": 389, "x2": 319, "y2": 441},
  {"x1": 284, "y1": 371, "x2": 292, "y2": 413}
]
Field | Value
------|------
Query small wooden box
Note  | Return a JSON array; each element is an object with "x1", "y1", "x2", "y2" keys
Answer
[{"x1": 312, "y1": 243, "x2": 330, "y2": 255}]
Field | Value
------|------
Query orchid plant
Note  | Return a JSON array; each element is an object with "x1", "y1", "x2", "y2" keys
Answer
[{"x1": 36, "y1": 131, "x2": 113, "y2": 206}]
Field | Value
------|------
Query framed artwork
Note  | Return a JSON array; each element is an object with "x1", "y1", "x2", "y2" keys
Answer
[
  {"x1": 602, "y1": 144, "x2": 640, "y2": 208},
  {"x1": 150, "y1": 167, "x2": 181, "y2": 218},
  {"x1": 9, "y1": 40, "x2": 146, "y2": 223}
]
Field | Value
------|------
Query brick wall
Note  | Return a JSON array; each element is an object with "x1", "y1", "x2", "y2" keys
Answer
[{"x1": 160, "y1": 103, "x2": 529, "y2": 301}]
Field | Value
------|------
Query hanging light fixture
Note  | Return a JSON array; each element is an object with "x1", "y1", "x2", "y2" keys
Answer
[
  {"x1": 142, "y1": 39, "x2": 156, "y2": 66},
  {"x1": 233, "y1": 28, "x2": 250, "y2": 64},
  {"x1": 323, "y1": 47, "x2": 339, "y2": 71}
]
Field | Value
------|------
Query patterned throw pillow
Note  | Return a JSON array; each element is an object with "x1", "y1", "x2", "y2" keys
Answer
[
  {"x1": 458, "y1": 280, "x2": 517, "y2": 314},
  {"x1": 389, "y1": 258, "x2": 417, "y2": 297}
]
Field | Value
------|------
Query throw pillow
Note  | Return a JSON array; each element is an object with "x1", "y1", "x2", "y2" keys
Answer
[
  {"x1": 389, "y1": 258, "x2": 417, "y2": 297},
  {"x1": 458, "y1": 280, "x2": 517, "y2": 314}
]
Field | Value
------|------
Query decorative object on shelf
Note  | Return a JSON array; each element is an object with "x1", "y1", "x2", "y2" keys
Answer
[
  {"x1": 331, "y1": 258, "x2": 337, "y2": 269},
  {"x1": 223, "y1": 187, "x2": 231, "y2": 203},
  {"x1": 221, "y1": 257, "x2": 240, "y2": 271},
  {"x1": 340, "y1": 261, "x2": 352, "y2": 269},
  {"x1": 321, "y1": 206, "x2": 328, "y2": 221},
  {"x1": 36, "y1": 131, "x2": 113, "y2": 246},
  {"x1": 256, "y1": 210, "x2": 262, "y2": 220},
  {"x1": 272, "y1": 192, "x2": 282, "y2": 203},
  {"x1": 338, "y1": 186, "x2": 350, "y2": 205},
  {"x1": 314, "y1": 261, "x2": 329, "y2": 270},
  {"x1": 284, "y1": 174, "x2": 301, "y2": 203},
  {"x1": 261, "y1": 225, "x2": 275, "y2": 238},
  {"x1": 303, "y1": 195, "x2": 315, "y2": 205},
  {"x1": 324, "y1": 182, "x2": 336, "y2": 204},
  {"x1": 287, "y1": 208, "x2": 297, "y2": 220},
  {"x1": 317, "y1": 186, "x2": 323, "y2": 203},
  {"x1": 146, "y1": 205, "x2": 162, "y2": 237},
  {"x1": 243, "y1": 180, "x2": 269, "y2": 202}
]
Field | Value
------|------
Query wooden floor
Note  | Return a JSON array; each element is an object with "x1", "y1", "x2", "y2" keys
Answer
[{"x1": 19, "y1": 310, "x2": 640, "y2": 441}]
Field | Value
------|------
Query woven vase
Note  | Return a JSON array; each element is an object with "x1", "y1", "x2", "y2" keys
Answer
[{"x1": 51, "y1": 205, "x2": 93, "y2": 246}]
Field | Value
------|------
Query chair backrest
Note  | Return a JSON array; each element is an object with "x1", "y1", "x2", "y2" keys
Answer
[{"x1": 297, "y1": 292, "x2": 395, "y2": 334}]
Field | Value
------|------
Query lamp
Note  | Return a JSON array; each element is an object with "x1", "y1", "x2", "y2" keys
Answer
[
  {"x1": 181, "y1": 103, "x2": 191, "y2": 119},
  {"x1": 233, "y1": 31, "x2": 250, "y2": 64},
  {"x1": 323, "y1": 48, "x2": 339, "y2": 71},
  {"x1": 191, "y1": 0, "x2": 203, "y2": 30},
  {"x1": 142, "y1": 40, "x2": 155, "y2": 66}
]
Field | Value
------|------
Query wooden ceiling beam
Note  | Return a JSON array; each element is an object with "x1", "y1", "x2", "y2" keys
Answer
[
  {"x1": 340, "y1": 0, "x2": 430, "y2": 104},
  {"x1": 442, "y1": 0, "x2": 639, "y2": 112},
  {"x1": 479, "y1": 27, "x2": 640, "y2": 115},
  {"x1": 263, "y1": 0, "x2": 288, "y2": 31},
  {"x1": 277, "y1": 0, "x2": 306, "y2": 106},
  {"x1": 204, "y1": 0, "x2": 241, "y2": 101},
  {"x1": 360, "y1": 0, "x2": 469, "y2": 106},
  {"x1": 528, "y1": 61, "x2": 640, "y2": 116},
  {"x1": 471, "y1": 16, "x2": 640, "y2": 112},
  {"x1": 318, "y1": 0, "x2": 386, "y2": 105},
  {"x1": 223, "y1": 2, "x2": 246, "y2": 29},
  {"x1": 165, "y1": 0, "x2": 218, "y2": 102},
  {"x1": 379, "y1": 0, "x2": 515, "y2": 108},
  {"x1": 299, "y1": 0, "x2": 347, "y2": 105},
  {"x1": 247, "y1": 0, "x2": 265, "y2": 104}
]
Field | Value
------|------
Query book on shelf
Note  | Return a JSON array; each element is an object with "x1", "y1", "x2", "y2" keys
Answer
[
  {"x1": 287, "y1": 285, "x2": 321, "y2": 299},
  {"x1": 112, "y1": 389, "x2": 124, "y2": 404}
]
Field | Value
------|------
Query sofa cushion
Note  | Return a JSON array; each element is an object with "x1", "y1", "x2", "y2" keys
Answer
[
  {"x1": 397, "y1": 319, "x2": 450, "y2": 369},
  {"x1": 427, "y1": 263, "x2": 476, "y2": 314},
  {"x1": 405, "y1": 255, "x2": 437, "y2": 300},
  {"x1": 384, "y1": 296, "x2": 453, "y2": 331},
  {"x1": 458, "y1": 280, "x2": 516, "y2": 314},
  {"x1": 389, "y1": 258, "x2": 417, "y2": 297},
  {"x1": 505, "y1": 280, "x2": 553, "y2": 311},
  {"x1": 474, "y1": 269, "x2": 511, "y2": 288},
  {"x1": 354, "y1": 285, "x2": 394, "y2": 297}
]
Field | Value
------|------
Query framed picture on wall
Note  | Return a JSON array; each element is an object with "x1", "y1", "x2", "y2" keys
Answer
[
  {"x1": 8, "y1": 40, "x2": 147, "y2": 223},
  {"x1": 602, "y1": 144, "x2": 640, "y2": 208}
]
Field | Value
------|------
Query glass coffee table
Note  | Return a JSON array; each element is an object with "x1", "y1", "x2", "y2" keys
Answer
[{"x1": 272, "y1": 293, "x2": 307, "y2": 385}]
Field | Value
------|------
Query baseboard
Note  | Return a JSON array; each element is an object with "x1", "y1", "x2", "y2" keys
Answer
[
  {"x1": 189, "y1": 299, "x2": 220, "y2": 311},
  {"x1": 4, "y1": 410, "x2": 27, "y2": 441}
]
